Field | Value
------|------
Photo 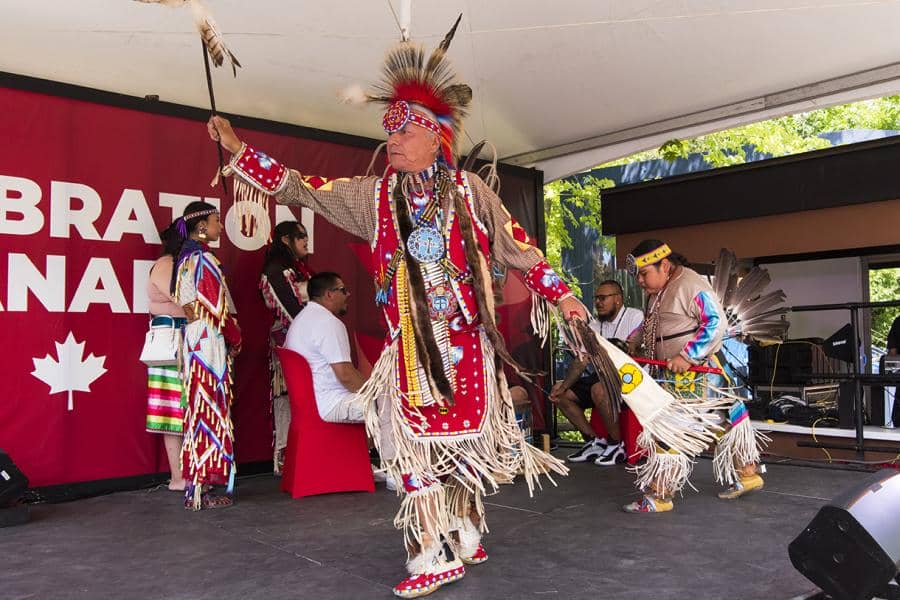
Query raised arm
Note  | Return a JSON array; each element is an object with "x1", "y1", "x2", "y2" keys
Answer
[{"x1": 209, "y1": 116, "x2": 377, "y2": 242}]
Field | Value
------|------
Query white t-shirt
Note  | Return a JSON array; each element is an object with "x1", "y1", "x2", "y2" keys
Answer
[
  {"x1": 284, "y1": 301, "x2": 355, "y2": 419},
  {"x1": 589, "y1": 306, "x2": 644, "y2": 342}
]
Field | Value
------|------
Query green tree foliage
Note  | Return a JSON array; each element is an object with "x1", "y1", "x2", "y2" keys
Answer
[
  {"x1": 869, "y1": 268, "x2": 900, "y2": 351},
  {"x1": 605, "y1": 95, "x2": 900, "y2": 168},
  {"x1": 543, "y1": 97, "x2": 900, "y2": 432},
  {"x1": 543, "y1": 176, "x2": 614, "y2": 295},
  {"x1": 542, "y1": 95, "x2": 900, "y2": 306}
]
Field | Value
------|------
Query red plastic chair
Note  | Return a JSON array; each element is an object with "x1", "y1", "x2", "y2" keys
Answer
[
  {"x1": 276, "y1": 347, "x2": 375, "y2": 498},
  {"x1": 589, "y1": 406, "x2": 646, "y2": 465}
]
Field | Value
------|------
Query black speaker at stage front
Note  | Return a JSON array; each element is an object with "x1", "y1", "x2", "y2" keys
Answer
[
  {"x1": 0, "y1": 448, "x2": 28, "y2": 506},
  {"x1": 789, "y1": 469, "x2": 900, "y2": 600}
]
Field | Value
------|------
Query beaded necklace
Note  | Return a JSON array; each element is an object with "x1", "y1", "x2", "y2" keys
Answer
[{"x1": 642, "y1": 266, "x2": 683, "y2": 364}]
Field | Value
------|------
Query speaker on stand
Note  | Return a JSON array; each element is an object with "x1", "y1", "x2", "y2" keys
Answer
[
  {"x1": 789, "y1": 469, "x2": 900, "y2": 600},
  {"x1": 0, "y1": 448, "x2": 30, "y2": 527}
]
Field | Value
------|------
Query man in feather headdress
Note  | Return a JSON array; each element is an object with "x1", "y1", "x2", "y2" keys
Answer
[{"x1": 207, "y1": 17, "x2": 583, "y2": 598}]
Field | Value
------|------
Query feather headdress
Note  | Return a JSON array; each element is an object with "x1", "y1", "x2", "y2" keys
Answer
[{"x1": 365, "y1": 14, "x2": 472, "y2": 166}]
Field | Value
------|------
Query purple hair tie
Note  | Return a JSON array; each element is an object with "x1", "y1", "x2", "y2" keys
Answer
[{"x1": 176, "y1": 217, "x2": 188, "y2": 239}]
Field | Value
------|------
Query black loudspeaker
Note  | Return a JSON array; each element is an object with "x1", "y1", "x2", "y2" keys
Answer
[
  {"x1": 837, "y1": 381, "x2": 858, "y2": 429},
  {"x1": 824, "y1": 324, "x2": 856, "y2": 364},
  {"x1": 789, "y1": 469, "x2": 900, "y2": 600},
  {"x1": 748, "y1": 339, "x2": 825, "y2": 385},
  {"x1": 0, "y1": 448, "x2": 28, "y2": 506}
]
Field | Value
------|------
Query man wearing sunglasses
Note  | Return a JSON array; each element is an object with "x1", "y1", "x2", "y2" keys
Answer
[
  {"x1": 285, "y1": 272, "x2": 366, "y2": 423},
  {"x1": 550, "y1": 280, "x2": 643, "y2": 466}
]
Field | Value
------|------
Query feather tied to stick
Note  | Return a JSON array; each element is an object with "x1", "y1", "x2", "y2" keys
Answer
[
  {"x1": 191, "y1": 0, "x2": 241, "y2": 76},
  {"x1": 134, "y1": 0, "x2": 240, "y2": 77}
]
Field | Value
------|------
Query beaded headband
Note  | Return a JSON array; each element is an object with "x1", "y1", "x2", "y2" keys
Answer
[
  {"x1": 625, "y1": 243, "x2": 672, "y2": 276},
  {"x1": 177, "y1": 208, "x2": 218, "y2": 238},
  {"x1": 183, "y1": 208, "x2": 218, "y2": 221},
  {"x1": 383, "y1": 100, "x2": 441, "y2": 136}
]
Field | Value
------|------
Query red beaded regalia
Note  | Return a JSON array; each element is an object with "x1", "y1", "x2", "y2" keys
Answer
[{"x1": 221, "y1": 17, "x2": 570, "y2": 597}]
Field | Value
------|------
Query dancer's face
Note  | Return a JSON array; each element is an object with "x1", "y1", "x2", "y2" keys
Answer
[
  {"x1": 198, "y1": 213, "x2": 222, "y2": 242},
  {"x1": 387, "y1": 115, "x2": 440, "y2": 173},
  {"x1": 636, "y1": 260, "x2": 670, "y2": 294},
  {"x1": 289, "y1": 226, "x2": 309, "y2": 259}
]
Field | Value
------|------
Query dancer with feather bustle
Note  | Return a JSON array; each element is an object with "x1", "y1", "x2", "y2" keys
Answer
[
  {"x1": 207, "y1": 17, "x2": 582, "y2": 598},
  {"x1": 617, "y1": 240, "x2": 780, "y2": 513}
]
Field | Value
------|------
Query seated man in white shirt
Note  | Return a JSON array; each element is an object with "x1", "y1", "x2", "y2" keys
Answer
[
  {"x1": 284, "y1": 272, "x2": 367, "y2": 423},
  {"x1": 549, "y1": 279, "x2": 643, "y2": 466}
]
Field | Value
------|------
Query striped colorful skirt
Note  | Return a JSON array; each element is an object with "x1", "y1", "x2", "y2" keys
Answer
[{"x1": 146, "y1": 365, "x2": 184, "y2": 435}]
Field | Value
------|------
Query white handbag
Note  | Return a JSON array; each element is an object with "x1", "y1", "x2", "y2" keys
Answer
[{"x1": 140, "y1": 316, "x2": 183, "y2": 367}]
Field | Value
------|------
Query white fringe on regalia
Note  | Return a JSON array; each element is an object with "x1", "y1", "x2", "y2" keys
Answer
[{"x1": 359, "y1": 331, "x2": 566, "y2": 553}]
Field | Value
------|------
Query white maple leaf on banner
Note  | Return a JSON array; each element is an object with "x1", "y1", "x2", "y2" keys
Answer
[{"x1": 31, "y1": 332, "x2": 108, "y2": 411}]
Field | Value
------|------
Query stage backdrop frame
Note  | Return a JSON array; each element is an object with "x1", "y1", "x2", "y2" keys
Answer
[{"x1": 0, "y1": 71, "x2": 548, "y2": 498}]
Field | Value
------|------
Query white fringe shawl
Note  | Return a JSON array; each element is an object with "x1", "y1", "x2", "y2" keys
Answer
[
  {"x1": 710, "y1": 393, "x2": 771, "y2": 486},
  {"x1": 631, "y1": 431, "x2": 696, "y2": 496},
  {"x1": 358, "y1": 333, "x2": 567, "y2": 554},
  {"x1": 557, "y1": 312, "x2": 730, "y2": 457}
]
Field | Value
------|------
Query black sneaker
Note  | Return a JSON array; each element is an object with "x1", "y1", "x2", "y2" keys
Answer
[
  {"x1": 566, "y1": 439, "x2": 606, "y2": 463},
  {"x1": 593, "y1": 443, "x2": 625, "y2": 466}
]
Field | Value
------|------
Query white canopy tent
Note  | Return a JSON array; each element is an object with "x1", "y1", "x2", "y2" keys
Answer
[{"x1": 3, "y1": 0, "x2": 900, "y2": 180}]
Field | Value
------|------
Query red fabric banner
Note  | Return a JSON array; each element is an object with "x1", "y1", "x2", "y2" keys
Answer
[{"x1": 0, "y1": 84, "x2": 545, "y2": 487}]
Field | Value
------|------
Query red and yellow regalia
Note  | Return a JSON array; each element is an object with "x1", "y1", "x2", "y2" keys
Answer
[{"x1": 220, "y1": 19, "x2": 570, "y2": 597}]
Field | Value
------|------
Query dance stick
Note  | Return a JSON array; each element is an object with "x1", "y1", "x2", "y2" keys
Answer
[
  {"x1": 632, "y1": 357, "x2": 723, "y2": 375},
  {"x1": 202, "y1": 41, "x2": 228, "y2": 196}
]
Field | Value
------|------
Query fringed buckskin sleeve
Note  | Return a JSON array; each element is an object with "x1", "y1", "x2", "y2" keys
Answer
[{"x1": 226, "y1": 143, "x2": 378, "y2": 243}]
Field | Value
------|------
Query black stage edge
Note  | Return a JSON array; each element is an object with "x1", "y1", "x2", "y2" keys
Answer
[
  {"x1": 601, "y1": 133, "x2": 900, "y2": 235},
  {"x1": 29, "y1": 460, "x2": 274, "y2": 504},
  {"x1": 1, "y1": 69, "x2": 550, "y2": 496},
  {"x1": 797, "y1": 582, "x2": 900, "y2": 600}
]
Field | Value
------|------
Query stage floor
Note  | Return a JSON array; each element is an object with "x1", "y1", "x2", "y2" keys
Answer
[{"x1": 2, "y1": 457, "x2": 871, "y2": 600}]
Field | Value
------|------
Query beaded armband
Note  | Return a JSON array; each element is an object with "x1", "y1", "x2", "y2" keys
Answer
[
  {"x1": 225, "y1": 143, "x2": 289, "y2": 195},
  {"x1": 523, "y1": 260, "x2": 571, "y2": 305}
]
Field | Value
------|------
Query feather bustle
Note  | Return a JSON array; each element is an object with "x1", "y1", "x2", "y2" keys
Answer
[{"x1": 712, "y1": 248, "x2": 789, "y2": 345}]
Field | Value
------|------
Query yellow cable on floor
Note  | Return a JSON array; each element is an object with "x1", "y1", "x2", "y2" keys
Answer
[{"x1": 811, "y1": 417, "x2": 838, "y2": 463}]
